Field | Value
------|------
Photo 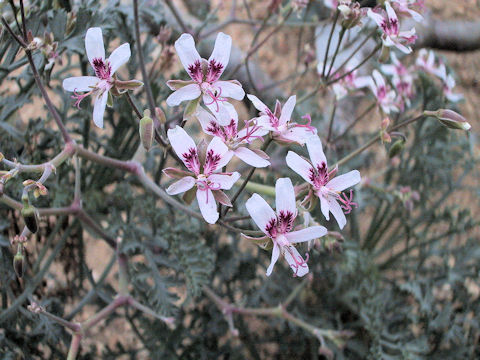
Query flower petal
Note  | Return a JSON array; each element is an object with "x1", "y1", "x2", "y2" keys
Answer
[
  {"x1": 286, "y1": 151, "x2": 314, "y2": 185},
  {"x1": 108, "y1": 43, "x2": 131, "y2": 74},
  {"x1": 319, "y1": 194, "x2": 330, "y2": 221},
  {"x1": 93, "y1": 91, "x2": 108, "y2": 128},
  {"x1": 206, "y1": 136, "x2": 231, "y2": 170},
  {"x1": 278, "y1": 126, "x2": 317, "y2": 145},
  {"x1": 275, "y1": 178, "x2": 296, "y2": 218},
  {"x1": 215, "y1": 81, "x2": 245, "y2": 100},
  {"x1": 234, "y1": 147, "x2": 270, "y2": 168},
  {"x1": 247, "y1": 94, "x2": 269, "y2": 113},
  {"x1": 327, "y1": 170, "x2": 361, "y2": 192},
  {"x1": 208, "y1": 172, "x2": 241, "y2": 190},
  {"x1": 208, "y1": 32, "x2": 232, "y2": 78},
  {"x1": 367, "y1": 9, "x2": 386, "y2": 29},
  {"x1": 167, "y1": 126, "x2": 199, "y2": 170},
  {"x1": 278, "y1": 95, "x2": 296, "y2": 126},
  {"x1": 328, "y1": 196, "x2": 347, "y2": 229},
  {"x1": 196, "y1": 106, "x2": 220, "y2": 136},
  {"x1": 197, "y1": 188, "x2": 219, "y2": 224},
  {"x1": 245, "y1": 193, "x2": 276, "y2": 236},
  {"x1": 286, "y1": 226, "x2": 328, "y2": 244},
  {"x1": 266, "y1": 243, "x2": 280, "y2": 276},
  {"x1": 166, "y1": 176, "x2": 196, "y2": 195},
  {"x1": 283, "y1": 245, "x2": 309, "y2": 277},
  {"x1": 306, "y1": 135, "x2": 327, "y2": 169},
  {"x1": 85, "y1": 27, "x2": 105, "y2": 67},
  {"x1": 166, "y1": 83, "x2": 201, "y2": 107},
  {"x1": 63, "y1": 76, "x2": 98, "y2": 92},
  {"x1": 174, "y1": 33, "x2": 202, "y2": 73}
]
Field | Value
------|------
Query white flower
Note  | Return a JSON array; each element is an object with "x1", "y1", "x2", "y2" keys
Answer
[
  {"x1": 368, "y1": 2, "x2": 417, "y2": 54},
  {"x1": 196, "y1": 106, "x2": 270, "y2": 168},
  {"x1": 63, "y1": 27, "x2": 131, "y2": 128},
  {"x1": 286, "y1": 135, "x2": 361, "y2": 229},
  {"x1": 356, "y1": 70, "x2": 399, "y2": 114},
  {"x1": 163, "y1": 126, "x2": 240, "y2": 224},
  {"x1": 166, "y1": 32, "x2": 245, "y2": 124},
  {"x1": 247, "y1": 94, "x2": 317, "y2": 145},
  {"x1": 244, "y1": 178, "x2": 327, "y2": 277}
]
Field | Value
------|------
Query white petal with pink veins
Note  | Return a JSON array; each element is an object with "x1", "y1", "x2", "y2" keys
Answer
[
  {"x1": 385, "y1": 2, "x2": 398, "y2": 24},
  {"x1": 245, "y1": 193, "x2": 276, "y2": 236},
  {"x1": 284, "y1": 245, "x2": 309, "y2": 277},
  {"x1": 286, "y1": 151, "x2": 314, "y2": 185},
  {"x1": 367, "y1": 9, "x2": 386, "y2": 29},
  {"x1": 108, "y1": 43, "x2": 131, "y2": 74},
  {"x1": 234, "y1": 147, "x2": 270, "y2": 168},
  {"x1": 208, "y1": 32, "x2": 232, "y2": 77},
  {"x1": 266, "y1": 243, "x2": 280, "y2": 276},
  {"x1": 275, "y1": 178, "x2": 296, "y2": 218},
  {"x1": 166, "y1": 83, "x2": 201, "y2": 107},
  {"x1": 85, "y1": 27, "x2": 105, "y2": 67},
  {"x1": 206, "y1": 136, "x2": 230, "y2": 170},
  {"x1": 286, "y1": 226, "x2": 327, "y2": 244},
  {"x1": 255, "y1": 115, "x2": 276, "y2": 132},
  {"x1": 306, "y1": 135, "x2": 327, "y2": 169},
  {"x1": 278, "y1": 95, "x2": 296, "y2": 126},
  {"x1": 247, "y1": 94, "x2": 269, "y2": 113},
  {"x1": 167, "y1": 126, "x2": 198, "y2": 169},
  {"x1": 197, "y1": 188, "x2": 219, "y2": 224},
  {"x1": 196, "y1": 106, "x2": 219, "y2": 135},
  {"x1": 166, "y1": 176, "x2": 196, "y2": 195},
  {"x1": 63, "y1": 76, "x2": 98, "y2": 92},
  {"x1": 208, "y1": 172, "x2": 241, "y2": 190},
  {"x1": 93, "y1": 91, "x2": 108, "y2": 128},
  {"x1": 215, "y1": 81, "x2": 245, "y2": 100},
  {"x1": 174, "y1": 33, "x2": 202, "y2": 74},
  {"x1": 372, "y1": 70, "x2": 386, "y2": 89},
  {"x1": 327, "y1": 170, "x2": 361, "y2": 192}
]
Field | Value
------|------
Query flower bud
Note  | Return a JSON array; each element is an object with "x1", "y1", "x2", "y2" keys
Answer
[
  {"x1": 66, "y1": 12, "x2": 77, "y2": 36},
  {"x1": 13, "y1": 252, "x2": 25, "y2": 278},
  {"x1": 424, "y1": 109, "x2": 471, "y2": 131},
  {"x1": 139, "y1": 109, "x2": 154, "y2": 151},
  {"x1": 388, "y1": 138, "x2": 405, "y2": 158},
  {"x1": 21, "y1": 204, "x2": 38, "y2": 234},
  {"x1": 155, "y1": 107, "x2": 166, "y2": 124}
]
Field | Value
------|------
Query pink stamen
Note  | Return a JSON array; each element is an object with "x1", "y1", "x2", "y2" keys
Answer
[
  {"x1": 237, "y1": 120, "x2": 264, "y2": 143},
  {"x1": 71, "y1": 89, "x2": 92, "y2": 109},
  {"x1": 286, "y1": 246, "x2": 309, "y2": 277},
  {"x1": 295, "y1": 114, "x2": 316, "y2": 133},
  {"x1": 196, "y1": 179, "x2": 221, "y2": 204},
  {"x1": 337, "y1": 189, "x2": 358, "y2": 214},
  {"x1": 204, "y1": 87, "x2": 227, "y2": 113}
]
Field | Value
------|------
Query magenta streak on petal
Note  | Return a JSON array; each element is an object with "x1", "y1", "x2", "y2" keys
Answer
[
  {"x1": 223, "y1": 119, "x2": 238, "y2": 139},
  {"x1": 206, "y1": 121, "x2": 225, "y2": 140},
  {"x1": 337, "y1": 189, "x2": 358, "y2": 214},
  {"x1": 266, "y1": 108, "x2": 280, "y2": 129},
  {"x1": 278, "y1": 211, "x2": 295, "y2": 234},
  {"x1": 203, "y1": 149, "x2": 221, "y2": 175},
  {"x1": 206, "y1": 59, "x2": 224, "y2": 83},
  {"x1": 92, "y1": 58, "x2": 112, "y2": 80},
  {"x1": 187, "y1": 60, "x2": 203, "y2": 83},
  {"x1": 309, "y1": 162, "x2": 329, "y2": 189},
  {"x1": 265, "y1": 218, "x2": 278, "y2": 238},
  {"x1": 182, "y1": 147, "x2": 201, "y2": 174}
]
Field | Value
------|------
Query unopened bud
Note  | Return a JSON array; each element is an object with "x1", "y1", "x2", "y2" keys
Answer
[
  {"x1": 155, "y1": 107, "x2": 166, "y2": 124},
  {"x1": 388, "y1": 138, "x2": 405, "y2": 158},
  {"x1": 424, "y1": 109, "x2": 471, "y2": 131},
  {"x1": 21, "y1": 204, "x2": 38, "y2": 234},
  {"x1": 66, "y1": 12, "x2": 77, "y2": 36},
  {"x1": 13, "y1": 252, "x2": 25, "y2": 278},
  {"x1": 139, "y1": 109, "x2": 154, "y2": 151}
]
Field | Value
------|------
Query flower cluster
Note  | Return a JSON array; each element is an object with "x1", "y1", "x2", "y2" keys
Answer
[{"x1": 161, "y1": 32, "x2": 361, "y2": 277}]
